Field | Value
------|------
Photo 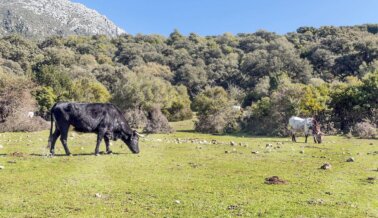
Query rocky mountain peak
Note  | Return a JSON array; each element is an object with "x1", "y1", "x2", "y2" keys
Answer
[{"x1": 0, "y1": 0, "x2": 125, "y2": 38}]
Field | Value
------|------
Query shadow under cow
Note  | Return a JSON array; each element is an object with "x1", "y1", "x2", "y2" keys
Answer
[{"x1": 29, "y1": 152, "x2": 128, "y2": 157}]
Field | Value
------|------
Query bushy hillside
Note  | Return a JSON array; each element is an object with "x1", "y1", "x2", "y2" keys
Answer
[{"x1": 0, "y1": 25, "x2": 377, "y2": 135}]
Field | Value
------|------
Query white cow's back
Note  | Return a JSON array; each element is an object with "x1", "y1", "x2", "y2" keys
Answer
[{"x1": 288, "y1": 116, "x2": 313, "y2": 135}]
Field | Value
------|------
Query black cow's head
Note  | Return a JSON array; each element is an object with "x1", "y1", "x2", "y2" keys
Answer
[{"x1": 122, "y1": 130, "x2": 140, "y2": 154}]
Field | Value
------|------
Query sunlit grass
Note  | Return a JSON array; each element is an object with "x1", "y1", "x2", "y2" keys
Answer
[{"x1": 0, "y1": 120, "x2": 377, "y2": 217}]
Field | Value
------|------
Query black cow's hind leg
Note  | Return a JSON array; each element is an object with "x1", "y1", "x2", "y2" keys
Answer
[
  {"x1": 95, "y1": 131, "x2": 105, "y2": 156},
  {"x1": 104, "y1": 136, "x2": 112, "y2": 154},
  {"x1": 49, "y1": 129, "x2": 61, "y2": 155},
  {"x1": 59, "y1": 125, "x2": 71, "y2": 156},
  {"x1": 305, "y1": 134, "x2": 308, "y2": 143}
]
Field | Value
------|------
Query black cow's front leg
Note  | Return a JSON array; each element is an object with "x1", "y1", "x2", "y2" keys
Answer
[
  {"x1": 305, "y1": 134, "x2": 308, "y2": 143},
  {"x1": 95, "y1": 131, "x2": 105, "y2": 156},
  {"x1": 291, "y1": 134, "x2": 296, "y2": 142},
  {"x1": 104, "y1": 136, "x2": 112, "y2": 154}
]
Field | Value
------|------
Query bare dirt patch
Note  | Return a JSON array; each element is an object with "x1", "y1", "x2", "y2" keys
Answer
[
  {"x1": 10, "y1": 151, "x2": 25, "y2": 157},
  {"x1": 265, "y1": 176, "x2": 287, "y2": 185}
]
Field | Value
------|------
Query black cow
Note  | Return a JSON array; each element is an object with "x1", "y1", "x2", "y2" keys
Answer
[{"x1": 48, "y1": 102, "x2": 140, "y2": 156}]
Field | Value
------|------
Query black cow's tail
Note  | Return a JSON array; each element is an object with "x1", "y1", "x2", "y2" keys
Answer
[{"x1": 47, "y1": 103, "x2": 58, "y2": 149}]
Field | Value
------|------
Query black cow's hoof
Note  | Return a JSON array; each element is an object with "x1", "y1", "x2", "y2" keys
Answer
[
  {"x1": 95, "y1": 153, "x2": 100, "y2": 156},
  {"x1": 67, "y1": 153, "x2": 73, "y2": 157},
  {"x1": 107, "y1": 150, "x2": 113, "y2": 154}
]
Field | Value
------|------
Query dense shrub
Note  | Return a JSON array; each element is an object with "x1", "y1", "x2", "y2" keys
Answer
[
  {"x1": 330, "y1": 71, "x2": 378, "y2": 132},
  {"x1": 71, "y1": 78, "x2": 111, "y2": 103},
  {"x1": 193, "y1": 87, "x2": 241, "y2": 134},
  {"x1": 144, "y1": 106, "x2": 173, "y2": 133},
  {"x1": 0, "y1": 111, "x2": 49, "y2": 132},
  {"x1": 112, "y1": 72, "x2": 192, "y2": 122},
  {"x1": 0, "y1": 72, "x2": 34, "y2": 122},
  {"x1": 33, "y1": 65, "x2": 73, "y2": 100},
  {"x1": 352, "y1": 120, "x2": 377, "y2": 139},
  {"x1": 33, "y1": 86, "x2": 57, "y2": 117},
  {"x1": 164, "y1": 85, "x2": 193, "y2": 121},
  {"x1": 0, "y1": 73, "x2": 48, "y2": 132},
  {"x1": 124, "y1": 109, "x2": 148, "y2": 129},
  {"x1": 195, "y1": 110, "x2": 241, "y2": 134},
  {"x1": 242, "y1": 75, "x2": 332, "y2": 135}
]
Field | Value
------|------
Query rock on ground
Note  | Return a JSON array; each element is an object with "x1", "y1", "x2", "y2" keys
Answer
[
  {"x1": 320, "y1": 163, "x2": 332, "y2": 170},
  {"x1": 308, "y1": 198, "x2": 325, "y2": 205}
]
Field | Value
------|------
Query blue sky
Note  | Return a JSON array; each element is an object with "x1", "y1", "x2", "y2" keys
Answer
[{"x1": 72, "y1": 0, "x2": 378, "y2": 36}]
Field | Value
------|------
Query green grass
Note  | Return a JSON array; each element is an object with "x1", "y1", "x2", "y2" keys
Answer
[{"x1": 0, "y1": 119, "x2": 377, "y2": 217}]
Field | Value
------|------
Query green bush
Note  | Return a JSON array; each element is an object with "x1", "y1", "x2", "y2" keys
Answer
[
  {"x1": 330, "y1": 71, "x2": 378, "y2": 132},
  {"x1": 33, "y1": 65, "x2": 73, "y2": 100},
  {"x1": 243, "y1": 83, "x2": 304, "y2": 136},
  {"x1": 112, "y1": 72, "x2": 192, "y2": 121},
  {"x1": 34, "y1": 86, "x2": 57, "y2": 116},
  {"x1": 193, "y1": 87, "x2": 241, "y2": 134},
  {"x1": 72, "y1": 78, "x2": 111, "y2": 103}
]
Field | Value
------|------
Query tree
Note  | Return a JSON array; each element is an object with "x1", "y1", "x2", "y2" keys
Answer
[
  {"x1": 299, "y1": 84, "x2": 330, "y2": 116},
  {"x1": 112, "y1": 72, "x2": 192, "y2": 121},
  {"x1": 329, "y1": 71, "x2": 378, "y2": 132},
  {"x1": 34, "y1": 86, "x2": 57, "y2": 116},
  {"x1": 243, "y1": 81, "x2": 311, "y2": 135},
  {"x1": 33, "y1": 65, "x2": 73, "y2": 100},
  {"x1": 72, "y1": 78, "x2": 111, "y2": 103},
  {"x1": 167, "y1": 29, "x2": 185, "y2": 46},
  {"x1": 133, "y1": 62, "x2": 174, "y2": 81},
  {"x1": 193, "y1": 87, "x2": 240, "y2": 133},
  {"x1": 165, "y1": 85, "x2": 193, "y2": 121},
  {"x1": 43, "y1": 47, "x2": 75, "y2": 67},
  {"x1": 174, "y1": 63, "x2": 207, "y2": 97}
]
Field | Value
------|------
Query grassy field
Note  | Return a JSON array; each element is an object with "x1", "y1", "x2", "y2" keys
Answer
[{"x1": 0, "y1": 119, "x2": 377, "y2": 217}]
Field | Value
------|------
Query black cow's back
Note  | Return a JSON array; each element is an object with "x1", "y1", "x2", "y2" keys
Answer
[{"x1": 52, "y1": 102, "x2": 127, "y2": 133}]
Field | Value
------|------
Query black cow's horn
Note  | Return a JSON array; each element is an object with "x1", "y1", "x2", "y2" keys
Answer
[{"x1": 135, "y1": 131, "x2": 145, "y2": 138}]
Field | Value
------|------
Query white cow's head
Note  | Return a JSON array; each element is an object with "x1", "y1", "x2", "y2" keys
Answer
[{"x1": 312, "y1": 120, "x2": 324, "y2": 143}]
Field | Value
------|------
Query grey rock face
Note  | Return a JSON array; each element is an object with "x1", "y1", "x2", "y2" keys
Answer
[{"x1": 0, "y1": 0, "x2": 125, "y2": 38}]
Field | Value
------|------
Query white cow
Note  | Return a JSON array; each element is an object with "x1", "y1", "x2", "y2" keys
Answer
[{"x1": 288, "y1": 116, "x2": 323, "y2": 143}]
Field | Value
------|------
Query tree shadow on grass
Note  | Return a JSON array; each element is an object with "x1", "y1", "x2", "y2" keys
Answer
[
  {"x1": 176, "y1": 130, "x2": 196, "y2": 133},
  {"x1": 0, "y1": 154, "x2": 6, "y2": 157}
]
